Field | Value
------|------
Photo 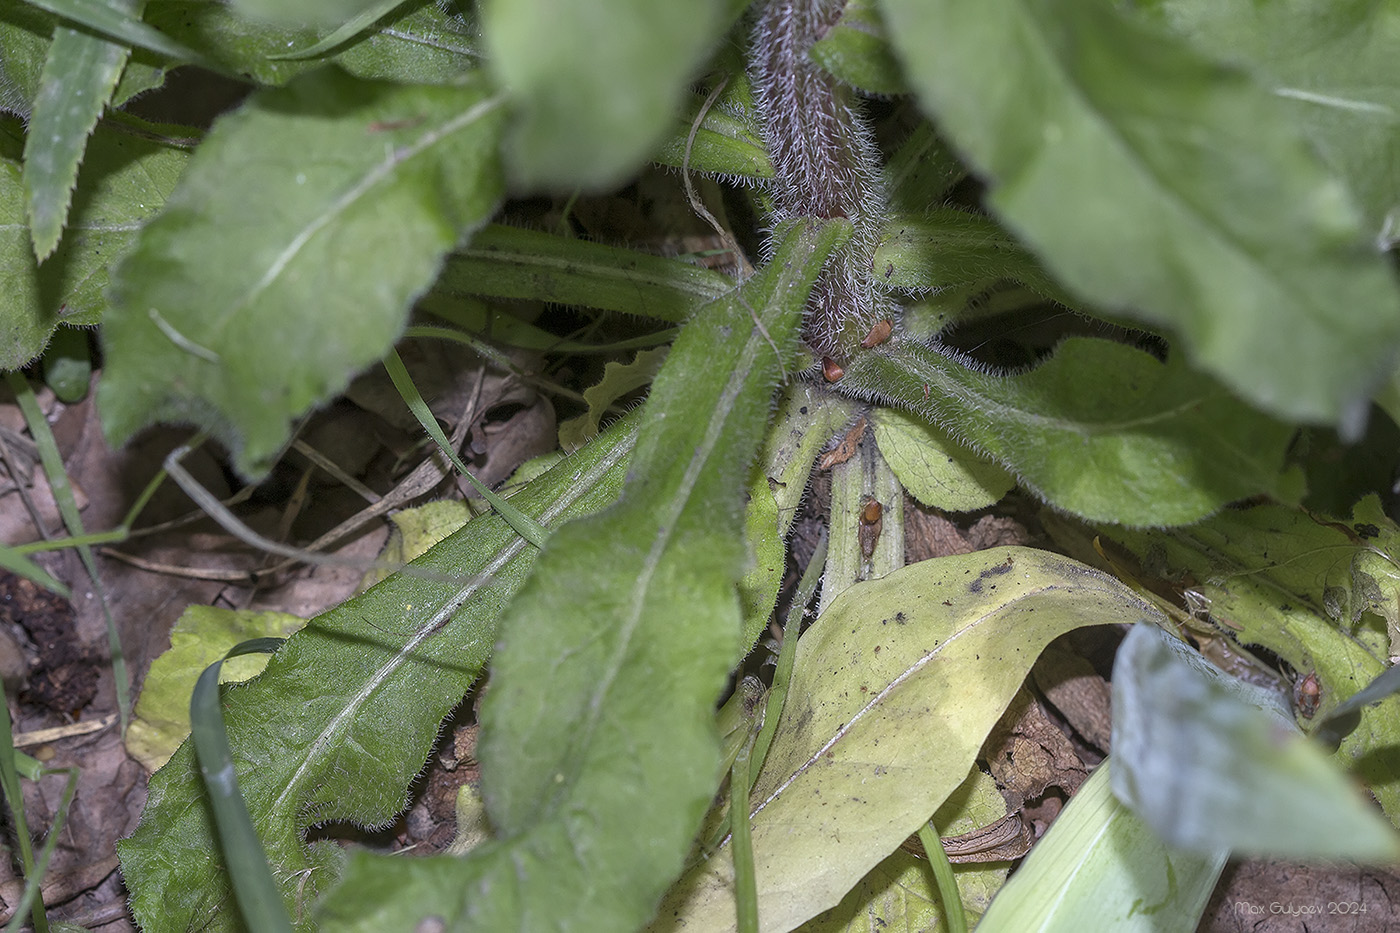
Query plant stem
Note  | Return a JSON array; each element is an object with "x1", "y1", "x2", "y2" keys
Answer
[
  {"x1": 918, "y1": 820, "x2": 968, "y2": 933},
  {"x1": 751, "y1": 0, "x2": 891, "y2": 361}
]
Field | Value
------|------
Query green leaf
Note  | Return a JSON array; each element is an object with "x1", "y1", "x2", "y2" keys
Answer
[
  {"x1": 22, "y1": 0, "x2": 139, "y2": 261},
  {"x1": 1143, "y1": 0, "x2": 1400, "y2": 238},
  {"x1": 481, "y1": 0, "x2": 737, "y2": 190},
  {"x1": 1065, "y1": 498, "x2": 1400, "y2": 823},
  {"x1": 20, "y1": 0, "x2": 209, "y2": 66},
  {"x1": 975, "y1": 763, "x2": 1224, "y2": 933},
  {"x1": 1111, "y1": 623, "x2": 1400, "y2": 860},
  {"x1": 839, "y1": 337, "x2": 1293, "y2": 525},
  {"x1": 653, "y1": 547, "x2": 1159, "y2": 933},
  {"x1": 871, "y1": 407, "x2": 1014, "y2": 512},
  {"x1": 40, "y1": 325, "x2": 91, "y2": 402},
  {"x1": 883, "y1": 121, "x2": 966, "y2": 215},
  {"x1": 437, "y1": 223, "x2": 733, "y2": 323},
  {"x1": 879, "y1": 0, "x2": 1400, "y2": 425},
  {"x1": 796, "y1": 769, "x2": 1010, "y2": 932},
  {"x1": 138, "y1": 0, "x2": 478, "y2": 90},
  {"x1": 233, "y1": 0, "x2": 394, "y2": 29},
  {"x1": 1, "y1": 116, "x2": 187, "y2": 369},
  {"x1": 0, "y1": 4, "x2": 164, "y2": 114},
  {"x1": 117, "y1": 413, "x2": 638, "y2": 933},
  {"x1": 315, "y1": 219, "x2": 846, "y2": 932},
  {"x1": 99, "y1": 69, "x2": 504, "y2": 479},
  {"x1": 125, "y1": 607, "x2": 307, "y2": 773},
  {"x1": 558, "y1": 346, "x2": 669, "y2": 451},
  {"x1": 264, "y1": 0, "x2": 407, "y2": 59},
  {"x1": 809, "y1": 0, "x2": 907, "y2": 97},
  {"x1": 652, "y1": 82, "x2": 775, "y2": 182},
  {"x1": 874, "y1": 210, "x2": 1074, "y2": 305},
  {"x1": 188, "y1": 638, "x2": 295, "y2": 933}
]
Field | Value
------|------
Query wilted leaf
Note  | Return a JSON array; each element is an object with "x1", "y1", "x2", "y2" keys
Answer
[
  {"x1": 654, "y1": 547, "x2": 1159, "y2": 933},
  {"x1": 125, "y1": 607, "x2": 306, "y2": 773},
  {"x1": 1076, "y1": 497, "x2": 1400, "y2": 822}
]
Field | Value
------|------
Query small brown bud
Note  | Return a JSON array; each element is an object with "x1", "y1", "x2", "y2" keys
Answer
[
  {"x1": 860, "y1": 319, "x2": 893, "y2": 349},
  {"x1": 861, "y1": 499, "x2": 883, "y2": 525},
  {"x1": 822, "y1": 356, "x2": 845, "y2": 382}
]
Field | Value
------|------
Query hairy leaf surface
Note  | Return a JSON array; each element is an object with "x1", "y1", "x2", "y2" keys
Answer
[
  {"x1": 117, "y1": 413, "x2": 639, "y2": 933},
  {"x1": 316, "y1": 220, "x2": 846, "y2": 932},
  {"x1": 839, "y1": 338, "x2": 1293, "y2": 525},
  {"x1": 22, "y1": 0, "x2": 139, "y2": 261},
  {"x1": 438, "y1": 223, "x2": 733, "y2": 323},
  {"x1": 654, "y1": 547, "x2": 1159, "y2": 933},
  {"x1": 145, "y1": 0, "x2": 478, "y2": 86},
  {"x1": 481, "y1": 0, "x2": 736, "y2": 189},
  {"x1": 1, "y1": 116, "x2": 185, "y2": 368},
  {"x1": 879, "y1": 0, "x2": 1400, "y2": 424},
  {"x1": 100, "y1": 69, "x2": 503, "y2": 478}
]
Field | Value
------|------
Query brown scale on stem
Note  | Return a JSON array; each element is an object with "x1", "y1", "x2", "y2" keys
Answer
[{"x1": 752, "y1": 0, "x2": 893, "y2": 363}]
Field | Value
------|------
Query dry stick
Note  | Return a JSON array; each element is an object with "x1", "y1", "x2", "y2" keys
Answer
[
  {"x1": 160, "y1": 441, "x2": 489, "y2": 589},
  {"x1": 0, "y1": 428, "x2": 48, "y2": 541},
  {"x1": 146, "y1": 368, "x2": 493, "y2": 585}
]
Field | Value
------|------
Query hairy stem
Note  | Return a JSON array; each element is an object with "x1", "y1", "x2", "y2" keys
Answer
[{"x1": 752, "y1": 0, "x2": 890, "y2": 361}]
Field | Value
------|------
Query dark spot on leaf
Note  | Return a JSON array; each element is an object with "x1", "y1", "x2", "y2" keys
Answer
[
  {"x1": 1356, "y1": 523, "x2": 1381, "y2": 539},
  {"x1": 894, "y1": 612, "x2": 907, "y2": 624}
]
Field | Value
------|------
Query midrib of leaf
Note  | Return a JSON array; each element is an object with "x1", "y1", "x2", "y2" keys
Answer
[
  {"x1": 217, "y1": 95, "x2": 503, "y2": 334},
  {"x1": 451, "y1": 226, "x2": 732, "y2": 304},
  {"x1": 584, "y1": 321, "x2": 760, "y2": 764},
  {"x1": 1008, "y1": 2, "x2": 1362, "y2": 346},
  {"x1": 751, "y1": 577, "x2": 1075, "y2": 816},
  {"x1": 1275, "y1": 86, "x2": 1396, "y2": 117},
  {"x1": 268, "y1": 428, "x2": 631, "y2": 824},
  {"x1": 891, "y1": 344, "x2": 1216, "y2": 436}
]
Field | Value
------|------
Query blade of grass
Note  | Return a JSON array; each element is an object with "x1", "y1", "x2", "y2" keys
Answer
[
  {"x1": 382, "y1": 347, "x2": 548, "y2": 548},
  {"x1": 5, "y1": 372, "x2": 129, "y2": 730},
  {"x1": 918, "y1": 821, "x2": 968, "y2": 933},
  {"x1": 2, "y1": 764, "x2": 77, "y2": 933},
  {"x1": 731, "y1": 733, "x2": 758, "y2": 933},
  {"x1": 20, "y1": 0, "x2": 215, "y2": 67},
  {"x1": 189, "y1": 637, "x2": 293, "y2": 933},
  {"x1": 0, "y1": 546, "x2": 70, "y2": 598},
  {"x1": 0, "y1": 693, "x2": 47, "y2": 933},
  {"x1": 266, "y1": 0, "x2": 411, "y2": 59}
]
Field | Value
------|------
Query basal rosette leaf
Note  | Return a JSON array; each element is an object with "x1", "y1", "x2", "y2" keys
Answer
[
  {"x1": 654, "y1": 547, "x2": 1160, "y2": 932},
  {"x1": 879, "y1": 0, "x2": 1400, "y2": 425},
  {"x1": 99, "y1": 68, "x2": 504, "y2": 478},
  {"x1": 316, "y1": 219, "x2": 848, "y2": 933},
  {"x1": 839, "y1": 337, "x2": 1293, "y2": 526},
  {"x1": 1, "y1": 116, "x2": 186, "y2": 368},
  {"x1": 117, "y1": 413, "x2": 639, "y2": 933}
]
